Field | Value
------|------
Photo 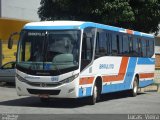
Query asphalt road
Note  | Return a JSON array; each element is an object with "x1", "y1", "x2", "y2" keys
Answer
[{"x1": 0, "y1": 83, "x2": 160, "y2": 120}]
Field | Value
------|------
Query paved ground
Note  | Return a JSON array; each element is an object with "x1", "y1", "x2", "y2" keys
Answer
[{"x1": 0, "y1": 83, "x2": 160, "y2": 115}]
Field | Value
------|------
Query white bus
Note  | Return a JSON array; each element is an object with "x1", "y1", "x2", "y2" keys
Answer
[{"x1": 12, "y1": 21, "x2": 155, "y2": 104}]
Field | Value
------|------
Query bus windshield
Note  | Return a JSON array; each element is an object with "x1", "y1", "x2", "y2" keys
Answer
[{"x1": 17, "y1": 30, "x2": 81, "y2": 75}]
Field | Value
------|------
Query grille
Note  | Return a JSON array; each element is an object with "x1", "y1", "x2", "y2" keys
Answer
[
  {"x1": 27, "y1": 89, "x2": 60, "y2": 95},
  {"x1": 26, "y1": 82, "x2": 62, "y2": 87}
]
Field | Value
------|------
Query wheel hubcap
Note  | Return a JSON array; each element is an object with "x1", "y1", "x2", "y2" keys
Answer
[
  {"x1": 93, "y1": 86, "x2": 97, "y2": 102},
  {"x1": 133, "y1": 82, "x2": 137, "y2": 94}
]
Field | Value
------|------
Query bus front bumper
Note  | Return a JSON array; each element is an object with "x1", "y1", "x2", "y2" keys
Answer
[{"x1": 16, "y1": 77, "x2": 78, "y2": 98}]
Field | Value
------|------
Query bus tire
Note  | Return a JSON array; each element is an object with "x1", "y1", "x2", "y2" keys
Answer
[
  {"x1": 89, "y1": 83, "x2": 98, "y2": 105},
  {"x1": 131, "y1": 77, "x2": 138, "y2": 97}
]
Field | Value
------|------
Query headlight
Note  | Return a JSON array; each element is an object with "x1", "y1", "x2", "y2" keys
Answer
[
  {"x1": 60, "y1": 73, "x2": 79, "y2": 84},
  {"x1": 16, "y1": 74, "x2": 28, "y2": 83}
]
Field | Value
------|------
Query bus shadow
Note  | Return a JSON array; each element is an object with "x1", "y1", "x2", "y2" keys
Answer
[
  {"x1": 99, "y1": 91, "x2": 146, "y2": 103},
  {"x1": 0, "y1": 91, "x2": 146, "y2": 108}
]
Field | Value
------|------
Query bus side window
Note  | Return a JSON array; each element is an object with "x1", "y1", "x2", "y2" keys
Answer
[
  {"x1": 138, "y1": 39, "x2": 142, "y2": 57},
  {"x1": 129, "y1": 37, "x2": 133, "y2": 56},
  {"x1": 133, "y1": 37, "x2": 139, "y2": 57},
  {"x1": 148, "y1": 40, "x2": 154, "y2": 57},
  {"x1": 122, "y1": 35, "x2": 129, "y2": 56},
  {"x1": 146, "y1": 40, "x2": 149, "y2": 57},
  {"x1": 141, "y1": 39, "x2": 147, "y2": 57},
  {"x1": 112, "y1": 33, "x2": 118, "y2": 56},
  {"x1": 95, "y1": 29, "x2": 107, "y2": 58},
  {"x1": 106, "y1": 33, "x2": 112, "y2": 55},
  {"x1": 117, "y1": 34, "x2": 123, "y2": 55}
]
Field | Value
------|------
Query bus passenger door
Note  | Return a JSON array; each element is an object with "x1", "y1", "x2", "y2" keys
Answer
[{"x1": 80, "y1": 28, "x2": 96, "y2": 71}]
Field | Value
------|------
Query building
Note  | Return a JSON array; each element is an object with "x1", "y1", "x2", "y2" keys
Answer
[
  {"x1": 155, "y1": 36, "x2": 160, "y2": 68},
  {"x1": 0, "y1": 0, "x2": 40, "y2": 65}
]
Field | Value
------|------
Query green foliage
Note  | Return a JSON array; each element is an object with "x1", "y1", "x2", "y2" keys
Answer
[{"x1": 38, "y1": 0, "x2": 160, "y2": 34}]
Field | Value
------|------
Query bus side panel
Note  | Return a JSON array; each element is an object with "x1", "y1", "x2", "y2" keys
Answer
[
  {"x1": 78, "y1": 57, "x2": 126, "y2": 97},
  {"x1": 78, "y1": 87, "x2": 92, "y2": 97},
  {"x1": 136, "y1": 58, "x2": 155, "y2": 88},
  {"x1": 102, "y1": 57, "x2": 137, "y2": 93},
  {"x1": 78, "y1": 77, "x2": 95, "y2": 97},
  {"x1": 78, "y1": 57, "x2": 155, "y2": 98}
]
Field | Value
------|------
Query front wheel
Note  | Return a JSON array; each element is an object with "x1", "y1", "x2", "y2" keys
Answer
[{"x1": 89, "y1": 83, "x2": 98, "y2": 105}]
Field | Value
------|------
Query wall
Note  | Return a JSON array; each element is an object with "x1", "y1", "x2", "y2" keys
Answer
[
  {"x1": 156, "y1": 55, "x2": 160, "y2": 68},
  {"x1": 155, "y1": 37, "x2": 160, "y2": 68},
  {"x1": 0, "y1": 18, "x2": 29, "y2": 64},
  {"x1": 0, "y1": 0, "x2": 40, "y2": 65}
]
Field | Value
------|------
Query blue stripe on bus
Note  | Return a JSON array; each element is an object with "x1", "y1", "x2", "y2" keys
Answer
[
  {"x1": 80, "y1": 22, "x2": 124, "y2": 33},
  {"x1": 139, "y1": 80, "x2": 153, "y2": 88},
  {"x1": 24, "y1": 26, "x2": 79, "y2": 30},
  {"x1": 141, "y1": 33, "x2": 154, "y2": 38},
  {"x1": 102, "y1": 57, "x2": 137, "y2": 93},
  {"x1": 134, "y1": 31, "x2": 141, "y2": 36},
  {"x1": 78, "y1": 87, "x2": 92, "y2": 97},
  {"x1": 137, "y1": 58, "x2": 155, "y2": 65},
  {"x1": 124, "y1": 57, "x2": 137, "y2": 89},
  {"x1": 80, "y1": 22, "x2": 154, "y2": 38}
]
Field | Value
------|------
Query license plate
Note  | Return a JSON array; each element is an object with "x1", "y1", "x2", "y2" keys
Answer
[{"x1": 39, "y1": 94, "x2": 49, "y2": 98}]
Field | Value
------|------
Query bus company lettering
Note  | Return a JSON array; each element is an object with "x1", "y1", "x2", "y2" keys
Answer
[{"x1": 99, "y1": 64, "x2": 114, "y2": 70}]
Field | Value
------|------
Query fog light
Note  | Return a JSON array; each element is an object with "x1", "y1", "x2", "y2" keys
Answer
[
  {"x1": 17, "y1": 86, "x2": 21, "y2": 91},
  {"x1": 68, "y1": 88, "x2": 75, "y2": 93}
]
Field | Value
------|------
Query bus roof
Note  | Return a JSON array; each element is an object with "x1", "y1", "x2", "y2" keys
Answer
[{"x1": 24, "y1": 21, "x2": 154, "y2": 38}]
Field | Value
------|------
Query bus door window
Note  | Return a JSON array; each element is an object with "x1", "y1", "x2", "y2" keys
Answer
[{"x1": 81, "y1": 28, "x2": 95, "y2": 71}]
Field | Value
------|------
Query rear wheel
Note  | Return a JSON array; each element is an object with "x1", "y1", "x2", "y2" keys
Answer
[{"x1": 131, "y1": 77, "x2": 138, "y2": 97}]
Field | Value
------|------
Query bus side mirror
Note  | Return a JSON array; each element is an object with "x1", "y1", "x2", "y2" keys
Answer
[
  {"x1": 8, "y1": 36, "x2": 13, "y2": 49},
  {"x1": 8, "y1": 32, "x2": 19, "y2": 49}
]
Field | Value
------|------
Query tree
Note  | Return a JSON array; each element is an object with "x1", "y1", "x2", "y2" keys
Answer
[
  {"x1": 38, "y1": 0, "x2": 160, "y2": 34},
  {"x1": 130, "y1": 0, "x2": 160, "y2": 34}
]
